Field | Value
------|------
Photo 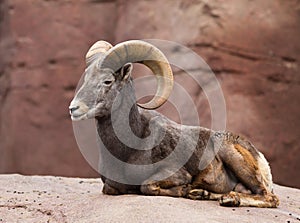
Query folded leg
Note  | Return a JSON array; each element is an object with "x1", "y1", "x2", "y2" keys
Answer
[{"x1": 141, "y1": 168, "x2": 192, "y2": 197}]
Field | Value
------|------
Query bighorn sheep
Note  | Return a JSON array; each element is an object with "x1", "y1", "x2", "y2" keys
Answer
[{"x1": 69, "y1": 40, "x2": 279, "y2": 208}]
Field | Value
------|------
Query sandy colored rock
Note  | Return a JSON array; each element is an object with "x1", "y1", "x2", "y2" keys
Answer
[{"x1": 0, "y1": 174, "x2": 299, "y2": 223}]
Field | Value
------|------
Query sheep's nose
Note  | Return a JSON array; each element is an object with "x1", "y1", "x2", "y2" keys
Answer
[{"x1": 69, "y1": 106, "x2": 79, "y2": 113}]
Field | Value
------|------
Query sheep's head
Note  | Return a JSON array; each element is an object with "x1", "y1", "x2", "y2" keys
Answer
[{"x1": 69, "y1": 40, "x2": 174, "y2": 120}]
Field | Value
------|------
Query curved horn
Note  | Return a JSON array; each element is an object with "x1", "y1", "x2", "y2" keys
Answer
[
  {"x1": 99, "y1": 40, "x2": 174, "y2": 109},
  {"x1": 85, "y1": 41, "x2": 113, "y2": 66}
]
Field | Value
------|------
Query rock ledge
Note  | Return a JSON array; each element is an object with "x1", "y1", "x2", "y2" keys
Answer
[{"x1": 0, "y1": 174, "x2": 299, "y2": 222}]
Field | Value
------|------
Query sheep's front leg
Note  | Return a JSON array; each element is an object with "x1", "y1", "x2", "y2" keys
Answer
[
  {"x1": 141, "y1": 168, "x2": 192, "y2": 197},
  {"x1": 102, "y1": 178, "x2": 141, "y2": 195}
]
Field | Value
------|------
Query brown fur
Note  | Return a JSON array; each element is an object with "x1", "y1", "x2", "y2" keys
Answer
[{"x1": 234, "y1": 144, "x2": 258, "y2": 171}]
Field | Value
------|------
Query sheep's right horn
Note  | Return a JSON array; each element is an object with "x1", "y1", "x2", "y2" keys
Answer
[{"x1": 99, "y1": 40, "x2": 174, "y2": 109}]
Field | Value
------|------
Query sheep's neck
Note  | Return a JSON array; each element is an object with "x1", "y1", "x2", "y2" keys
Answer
[{"x1": 95, "y1": 84, "x2": 145, "y2": 161}]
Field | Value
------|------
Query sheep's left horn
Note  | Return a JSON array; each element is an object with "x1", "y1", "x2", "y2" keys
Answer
[
  {"x1": 85, "y1": 41, "x2": 113, "y2": 66},
  {"x1": 99, "y1": 40, "x2": 174, "y2": 109}
]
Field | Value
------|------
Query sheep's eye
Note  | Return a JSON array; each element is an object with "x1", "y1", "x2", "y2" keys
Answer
[{"x1": 104, "y1": 80, "x2": 113, "y2": 85}]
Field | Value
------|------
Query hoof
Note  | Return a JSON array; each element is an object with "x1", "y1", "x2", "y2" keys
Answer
[
  {"x1": 266, "y1": 194, "x2": 280, "y2": 207},
  {"x1": 219, "y1": 192, "x2": 240, "y2": 207},
  {"x1": 140, "y1": 183, "x2": 160, "y2": 196},
  {"x1": 188, "y1": 189, "x2": 210, "y2": 200},
  {"x1": 102, "y1": 183, "x2": 121, "y2": 195}
]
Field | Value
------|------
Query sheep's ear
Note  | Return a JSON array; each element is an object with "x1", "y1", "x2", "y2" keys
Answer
[{"x1": 120, "y1": 63, "x2": 133, "y2": 81}]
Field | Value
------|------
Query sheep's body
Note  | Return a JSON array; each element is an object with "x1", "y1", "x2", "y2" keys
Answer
[
  {"x1": 69, "y1": 40, "x2": 279, "y2": 207},
  {"x1": 96, "y1": 92, "x2": 278, "y2": 208}
]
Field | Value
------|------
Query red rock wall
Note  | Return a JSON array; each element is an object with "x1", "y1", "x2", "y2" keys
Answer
[
  {"x1": 0, "y1": 0, "x2": 299, "y2": 187},
  {"x1": 0, "y1": 0, "x2": 12, "y2": 172},
  {"x1": 0, "y1": 0, "x2": 117, "y2": 177}
]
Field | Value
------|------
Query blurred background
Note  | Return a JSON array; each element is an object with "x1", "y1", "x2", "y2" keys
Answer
[{"x1": 0, "y1": 0, "x2": 299, "y2": 188}]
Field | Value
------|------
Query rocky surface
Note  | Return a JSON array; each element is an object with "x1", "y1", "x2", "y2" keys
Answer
[
  {"x1": 0, "y1": 174, "x2": 299, "y2": 223},
  {"x1": 0, "y1": 0, "x2": 299, "y2": 188}
]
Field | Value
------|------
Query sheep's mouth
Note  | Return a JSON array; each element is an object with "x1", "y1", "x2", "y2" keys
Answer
[
  {"x1": 70, "y1": 113, "x2": 88, "y2": 121},
  {"x1": 70, "y1": 107, "x2": 98, "y2": 121},
  {"x1": 69, "y1": 102, "x2": 92, "y2": 121}
]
